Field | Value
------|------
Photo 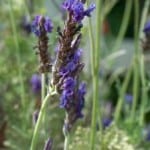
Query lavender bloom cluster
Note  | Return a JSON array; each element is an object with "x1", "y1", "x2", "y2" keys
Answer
[
  {"x1": 50, "y1": 0, "x2": 95, "y2": 130},
  {"x1": 62, "y1": 0, "x2": 95, "y2": 22},
  {"x1": 31, "y1": 0, "x2": 95, "y2": 131},
  {"x1": 31, "y1": 15, "x2": 53, "y2": 73},
  {"x1": 32, "y1": 15, "x2": 53, "y2": 37}
]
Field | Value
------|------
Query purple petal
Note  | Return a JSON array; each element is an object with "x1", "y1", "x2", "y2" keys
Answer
[{"x1": 84, "y1": 3, "x2": 96, "y2": 17}]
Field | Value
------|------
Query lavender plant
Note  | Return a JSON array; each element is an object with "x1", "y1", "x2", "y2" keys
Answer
[
  {"x1": 5, "y1": 0, "x2": 150, "y2": 149},
  {"x1": 30, "y1": 0, "x2": 95, "y2": 150}
]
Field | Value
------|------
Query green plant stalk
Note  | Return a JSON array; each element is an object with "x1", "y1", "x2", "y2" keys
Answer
[
  {"x1": 114, "y1": 64, "x2": 133, "y2": 123},
  {"x1": 41, "y1": 73, "x2": 47, "y2": 127},
  {"x1": 87, "y1": 0, "x2": 95, "y2": 73},
  {"x1": 41, "y1": 73, "x2": 46, "y2": 101},
  {"x1": 63, "y1": 113, "x2": 70, "y2": 150},
  {"x1": 130, "y1": 0, "x2": 140, "y2": 122},
  {"x1": 112, "y1": 0, "x2": 132, "y2": 52},
  {"x1": 130, "y1": 57, "x2": 139, "y2": 122},
  {"x1": 88, "y1": 19, "x2": 95, "y2": 76},
  {"x1": 23, "y1": 0, "x2": 31, "y2": 19},
  {"x1": 64, "y1": 134, "x2": 70, "y2": 150},
  {"x1": 139, "y1": 55, "x2": 147, "y2": 126},
  {"x1": 103, "y1": 0, "x2": 118, "y2": 21},
  {"x1": 8, "y1": 0, "x2": 26, "y2": 109},
  {"x1": 90, "y1": 0, "x2": 102, "y2": 149},
  {"x1": 30, "y1": 90, "x2": 56, "y2": 150},
  {"x1": 139, "y1": 0, "x2": 150, "y2": 39},
  {"x1": 138, "y1": 0, "x2": 150, "y2": 126}
]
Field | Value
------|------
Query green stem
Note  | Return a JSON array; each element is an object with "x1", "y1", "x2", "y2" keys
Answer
[
  {"x1": 87, "y1": 0, "x2": 95, "y2": 73},
  {"x1": 41, "y1": 74, "x2": 46, "y2": 101},
  {"x1": 130, "y1": 56, "x2": 139, "y2": 122},
  {"x1": 139, "y1": 0, "x2": 150, "y2": 126},
  {"x1": 90, "y1": 0, "x2": 102, "y2": 149},
  {"x1": 139, "y1": 55, "x2": 147, "y2": 126},
  {"x1": 41, "y1": 73, "x2": 47, "y2": 127},
  {"x1": 23, "y1": 0, "x2": 31, "y2": 20},
  {"x1": 64, "y1": 134, "x2": 69, "y2": 150},
  {"x1": 130, "y1": 0, "x2": 140, "y2": 122},
  {"x1": 63, "y1": 120, "x2": 70, "y2": 150},
  {"x1": 103, "y1": 0, "x2": 118, "y2": 20},
  {"x1": 114, "y1": 64, "x2": 133, "y2": 123},
  {"x1": 30, "y1": 90, "x2": 56, "y2": 150},
  {"x1": 139, "y1": 0, "x2": 150, "y2": 39},
  {"x1": 88, "y1": 21, "x2": 95, "y2": 76},
  {"x1": 112, "y1": 0, "x2": 132, "y2": 52},
  {"x1": 8, "y1": 0, "x2": 26, "y2": 109}
]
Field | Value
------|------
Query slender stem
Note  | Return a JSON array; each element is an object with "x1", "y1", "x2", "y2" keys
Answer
[
  {"x1": 87, "y1": 0, "x2": 95, "y2": 77},
  {"x1": 63, "y1": 117, "x2": 70, "y2": 150},
  {"x1": 23, "y1": 0, "x2": 31, "y2": 20},
  {"x1": 8, "y1": 0, "x2": 26, "y2": 109},
  {"x1": 88, "y1": 20, "x2": 95, "y2": 76},
  {"x1": 64, "y1": 134, "x2": 69, "y2": 150},
  {"x1": 130, "y1": 0, "x2": 140, "y2": 122},
  {"x1": 30, "y1": 91, "x2": 56, "y2": 150},
  {"x1": 90, "y1": 0, "x2": 102, "y2": 149},
  {"x1": 103, "y1": 0, "x2": 118, "y2": 20},
  {"x1": 139, "y1": 0, "x2": 150, "y2": 126},
  {"x1": 139, "y1": 55, "x2": 147, "y2": 126},
  {"x1": 41, "y1": 73, "x2": 46, "y2": 101},
  {"x1": 114, "y1": 64, "x2": 133, "y2": 123},
  {"x1": 112, "y1": 0, "x2": 132, "y2": 52},
  {"x1": 139, "y1": 0, "x2": 150, "y2": 40},
  {"x1": 41, "y1": 73, "x2": 47, "y2": 127}
]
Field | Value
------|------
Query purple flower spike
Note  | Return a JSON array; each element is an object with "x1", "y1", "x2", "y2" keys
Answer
[
  {"x1": 143, "y1": 21, "x2": 150, "y2": 33},
  {"x1": 30, "y1": 74, "x2": 41, "y2": 94},
  {"x1": 51, "y1": 0, "x2": 95, "y2": 132},
  {"x1": 62, "y1": 0, "x2": 95, "y2": 22},
  {"x1": 44, "y1": 138, "x2": 52, "y2": 150},
  {"x1": 32, "y1": 15, "x2": 53, "y2": 36}
]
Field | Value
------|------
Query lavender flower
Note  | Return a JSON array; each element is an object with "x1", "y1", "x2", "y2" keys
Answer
[
  {"x1": 32, "y1": 15, "x2": 53, "y2": 36},
  {"x1": 32, "y1": 15, "x2": 53, "y2": 73},
  {"x1": 62, "y1": 0, "x2": 95, "y2": 22},
  {"x1": 30, "y1": 74, "x2": 41, "y2": 94},
  {"x1": 51, "y1": 0, "x2": 95, "y2": 131},
  {"x1": 43, "y1": 138, "x2": 52, "y2": 150}
]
